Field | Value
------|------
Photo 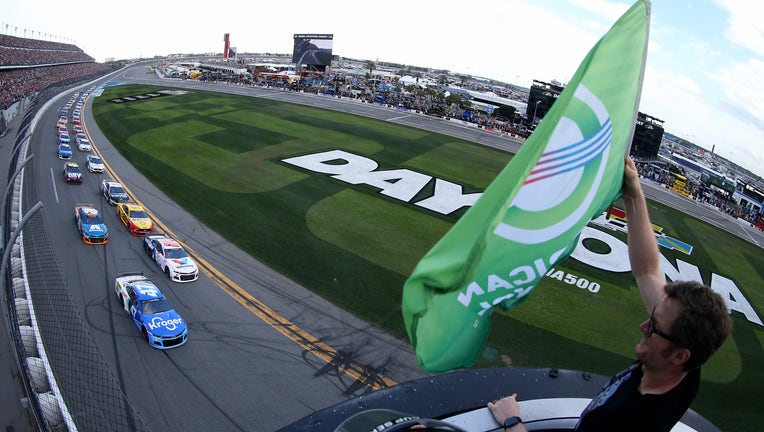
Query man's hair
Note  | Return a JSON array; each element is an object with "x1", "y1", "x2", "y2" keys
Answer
[{"x1": 665, "y1": 281, "x2": 732, "y2": 371}]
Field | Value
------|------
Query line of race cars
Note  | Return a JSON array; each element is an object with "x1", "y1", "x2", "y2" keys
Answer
[
  {"x1": 59, "y1": 90, "x2": 102, "y2": 184},
  {"x1": 58, "y1": 89, "x2": 196, "y2": 349}
]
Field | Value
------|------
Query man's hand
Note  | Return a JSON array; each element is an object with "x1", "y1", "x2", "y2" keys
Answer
[
  {"x1": 623, "y1": 156, "x2": 642, "y2": 200},
  {"x1": 488, "y1": 394, "x2": 526, "y2": 430}
]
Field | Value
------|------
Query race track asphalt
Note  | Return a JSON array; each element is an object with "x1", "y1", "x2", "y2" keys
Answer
[{"x1": 11, "y1": 66, "x2": 430, "y2": 431}]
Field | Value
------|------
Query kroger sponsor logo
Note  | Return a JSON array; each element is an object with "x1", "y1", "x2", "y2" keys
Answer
[{"x1": 148, "y1": 316, "x2": 183, "y2": 331}]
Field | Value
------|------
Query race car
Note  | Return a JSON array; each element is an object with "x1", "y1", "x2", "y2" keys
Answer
[
  {"x1": 100, "y1": 180, "x2": 130, "y2": 205},
  {"x1": 74, "y1": 204, "x2": 109, "y2": 244},
  {"x1": 86, "y1": 155, "x2": 105, "y2": 173},
  {"x1": 113, "y1": 273, "x2": 187, "y2": 349},
  {"x1": 58, "y1": 143, "x2": 73, "y2": 160},
  {"x1": 77, "y1": 137, "x2": 91, "y2": 152},
  {"x1": 74, "y1": 133, "x2": 91, "y2": 151},
  {"x1": 58, "y1": 133, "x2": 71, "y2": 144},
  {"x1": 143, "y1": 234, "x2": 199, "y2": 282},
  {"x1": 63, "y1": 162, "x2": 82, "y2": 183},
  {"x1": 117, "y1": 202, "x2": 154, "y2": 236}
]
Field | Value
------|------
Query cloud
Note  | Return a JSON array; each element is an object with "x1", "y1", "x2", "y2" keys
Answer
[
  {"x1": 405, "y1": 0, "x2": 606, "y2": 85},
  {"x1": 684, "y1": 37, "x2": 722, "y2": 61},
  {"x1": 640, "y1": 61, "x2": 763, "y2": 176},
  {"x1": 673, "y1": 74, "x2": 703, "y2": 96},
  {"x1": 647, "y1": 38, "x2": 667, "y2": 58},
  {"x1": 566, "y1": 0, "x2": 633, "y2": 22},
  {"x1": 713, "y1": 58, "x2": 764, "y2": 128},
  {"x1": 712, "y1": 0, "x2": 764, "y2": 57}
]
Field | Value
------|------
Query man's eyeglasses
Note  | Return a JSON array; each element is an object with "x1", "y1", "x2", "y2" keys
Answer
[{"x1": 648, "y1": 305, "x2": 680, "y2": 344}]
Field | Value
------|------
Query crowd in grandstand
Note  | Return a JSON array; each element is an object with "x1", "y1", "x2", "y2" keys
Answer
[
  {"x1": 261, "y1": 76, "x2": 533, "y2": 138},
  {"x1": 636, "y1": 162, "x2": 758, "y2": 222},
  {"x1": 0, "y1": 34, "x2": 111, "y2": 111},
  {"x1": 0, "y1": 35, "x2": 95, "y2": 66},
  {"x1": 159, "y1": 61, "x2": 534, "y2": 139}
]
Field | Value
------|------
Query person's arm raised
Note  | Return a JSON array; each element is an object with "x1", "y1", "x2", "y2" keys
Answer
[{"x1": 622, "y1": 157, "x2": 666, "y2": 312}]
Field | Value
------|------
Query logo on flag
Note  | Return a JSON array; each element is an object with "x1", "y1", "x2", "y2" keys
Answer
[{"x1": 494, "y1": 85, "x2": 613, "y2": 245}]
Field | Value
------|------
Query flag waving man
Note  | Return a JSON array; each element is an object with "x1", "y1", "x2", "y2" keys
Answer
[{"x1": 402, "y1": 0, "x2": 652, "y2": 373}]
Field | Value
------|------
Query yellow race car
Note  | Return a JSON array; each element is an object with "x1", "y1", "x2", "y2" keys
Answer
[{"x1": 117, "y1": 203, "x2": 154, "y2": 236}]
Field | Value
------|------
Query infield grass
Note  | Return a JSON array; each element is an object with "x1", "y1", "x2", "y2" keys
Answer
[{"x1": 93, "y1": 84, "x2": 764, "y2": 432}]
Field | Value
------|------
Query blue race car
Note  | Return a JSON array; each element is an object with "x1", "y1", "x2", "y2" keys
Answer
[
  {"x1": 113, "y1": 273, "x2": 188, "y2": 349},
  {"x1": 74, "y1": 204, "x2": 109, "y2": 244},
  {"x1": 58, "y1": 143, "x2": 73, "y2": 160}
]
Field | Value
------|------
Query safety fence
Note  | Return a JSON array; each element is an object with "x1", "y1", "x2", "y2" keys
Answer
[{"x1": 2, "y1": 81, "x2": 151, "y2": 431}]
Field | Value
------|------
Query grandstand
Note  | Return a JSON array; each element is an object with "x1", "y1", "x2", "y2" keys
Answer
[{"x1": 0, "y1": 34, "x2": 112, "y2": 112}]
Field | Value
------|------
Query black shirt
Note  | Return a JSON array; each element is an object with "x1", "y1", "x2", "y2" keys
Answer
[{"x1": 576, "y1": 362, "x2": 700, "y2": 432}]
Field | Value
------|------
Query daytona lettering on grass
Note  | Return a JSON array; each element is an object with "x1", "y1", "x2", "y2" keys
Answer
[
  {"x1": 282, "y1": 150, "x2": 480, "y2": 215},
  {"x1": 545, "y1": 268, "x2": 601, "y2": 293},
  {"x1": 283, "y1": 149, "x2": 763, "y2": 327}
]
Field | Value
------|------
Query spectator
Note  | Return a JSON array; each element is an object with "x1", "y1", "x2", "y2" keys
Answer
[
  {"x1": 0, "y1": 34, "x2": 110, "y2": 110},
  {"x1": 487, "y1": 157, "x2": 732, "y2": 432}
]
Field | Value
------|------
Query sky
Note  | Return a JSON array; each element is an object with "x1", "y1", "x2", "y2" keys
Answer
[{"x1": 3, "y1": 0, "x2": 763, "y2": 179}]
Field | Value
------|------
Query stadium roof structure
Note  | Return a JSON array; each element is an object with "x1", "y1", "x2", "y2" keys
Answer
[
  {"x1": 443, "y1": 86, "x2": 527, "y2": 112},
  {"x1": 667, "y1": 153, "x2": 722, "y2": 177},
  {"x1": 398, "y1": 75, "x2": 437, "y2": 88},
  {"x1": 198, "y1": 63, "x2": 248, "y2": 75}
]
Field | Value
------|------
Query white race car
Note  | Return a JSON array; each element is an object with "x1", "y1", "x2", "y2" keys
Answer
[
  {"x1": 100, "y1": 180, "x2": 130, "y2": 205},
  {"x1": 75, "y1": 133, "x2": 91, "y2": 151},
  {"x1": 142, "y1": 234, "x2": 199, "y2": 282},
  {"x1": 86, "y1": 155, "x2": 105, "y2": 173}
]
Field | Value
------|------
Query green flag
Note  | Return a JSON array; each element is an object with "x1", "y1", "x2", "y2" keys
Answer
[{"x1": 402, "y1": 0, "x2": 651, "y2": 373}]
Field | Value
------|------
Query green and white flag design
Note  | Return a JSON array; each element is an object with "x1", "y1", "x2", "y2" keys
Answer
[{"x1": 402, "y1": 0, "x2": 651, "y2": 373}]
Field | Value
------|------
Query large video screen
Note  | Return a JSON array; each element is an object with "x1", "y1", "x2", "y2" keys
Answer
[{"x1": 292, "y1": 34, "x2": 333, "y2": 66}]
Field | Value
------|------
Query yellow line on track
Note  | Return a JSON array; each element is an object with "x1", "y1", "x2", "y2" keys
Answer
[{"x1": 82, "y1": 102, "x2": 397, "y2": 391}]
